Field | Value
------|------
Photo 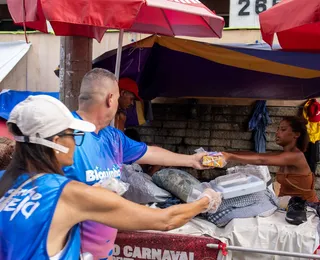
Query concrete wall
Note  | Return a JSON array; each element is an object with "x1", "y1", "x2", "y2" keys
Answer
[
  {"x1": 0, "y1": 33, "x2": 60, "y2": 91},
  {"x1": 0, "y1": 30, "x2": 266, "y2": 92},
  {"x1": 0, "y1": 32, "x2": 149, "y2": 91},
  {"x1": 135, "y1": 103, "x2": 320, "y2": 195}
]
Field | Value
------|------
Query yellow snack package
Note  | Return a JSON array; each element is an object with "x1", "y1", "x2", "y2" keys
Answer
[{"x1": 202, "y1": 152, "x2": 227, "y2": 168}]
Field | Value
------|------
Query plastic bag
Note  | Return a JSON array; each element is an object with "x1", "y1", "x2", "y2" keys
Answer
[
  {"x1": 152, "y1": 168, "x2": 201, "y2": 202},
  {"x1": 121, "y1": 164, "x2": 172, "y2": 204},
  {"x1": 278, "y1": 196, "x2": 291, "y2": 210},
  {"x1": 226, "y1": 165, "x2": 271, "y2": 183},
  {"x1": 195, "y1": 147, "x2": 227, "y2": 168},
  {"x1": 226, "y1": 165, "x2": 275, "y2": 194},
  {"x1": 98, "y1": 177, "x2": 129, "y2": 196}
]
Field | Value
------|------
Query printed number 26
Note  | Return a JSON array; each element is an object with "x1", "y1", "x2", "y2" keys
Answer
[{"x1": 238, "y1": 0, "x2": 268, "y2": 16}]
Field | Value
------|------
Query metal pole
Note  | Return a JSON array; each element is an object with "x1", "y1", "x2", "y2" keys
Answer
[
  {"x1": 111, "y1": 29, "x2": 124, "y2": 127},
  {"x1": 207, "y1": 244, "x2": 320, "y2": 259},
  {"x1": 115, "y1": 29, "x2": 124, "y2": 80}
]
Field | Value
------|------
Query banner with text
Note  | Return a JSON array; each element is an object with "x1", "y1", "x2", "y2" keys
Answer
[{"x1": 114, "y1": 231, "x2": 221, "y2": 260}]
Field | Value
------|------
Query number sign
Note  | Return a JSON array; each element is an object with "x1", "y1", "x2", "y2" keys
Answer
[{"x1": 230, "y1": 0, "x2": 280, "y2": 28}]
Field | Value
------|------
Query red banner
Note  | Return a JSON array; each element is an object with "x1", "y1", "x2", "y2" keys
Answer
[{"x1": 114, "y1": 231, "x2": 221, "y2": 260}]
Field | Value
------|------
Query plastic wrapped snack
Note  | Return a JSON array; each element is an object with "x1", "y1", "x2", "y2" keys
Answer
[
  {"x1": 202, "y1": 152, "x2": 227, "y2": 168},
  {"x1": 99, "y1": 177, "x2": 130, "y2": 196}
]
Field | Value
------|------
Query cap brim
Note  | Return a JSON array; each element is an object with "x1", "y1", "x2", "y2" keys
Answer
[
  {"x1": 69, "y1": 118, "x2": 96, "y2": 132},
  {"x1": 134, "y1": 94, "x2": 143, "y2": 102}
]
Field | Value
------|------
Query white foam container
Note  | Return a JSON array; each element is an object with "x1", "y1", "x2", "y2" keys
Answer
[{"x1": 213, "y1": 173, "x2": 266, "y2": 199}]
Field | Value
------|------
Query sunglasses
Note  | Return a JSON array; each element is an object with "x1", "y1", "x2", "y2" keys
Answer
[{"x1": 57, "y1": 131, "x2": 85, "y2": 146}]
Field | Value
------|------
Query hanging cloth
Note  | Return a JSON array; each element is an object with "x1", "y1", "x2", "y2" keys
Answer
[{"x1": 249, "y1": 100, "x2": 271, "y2": 153}]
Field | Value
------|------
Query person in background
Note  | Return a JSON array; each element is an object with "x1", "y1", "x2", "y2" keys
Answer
[
  {"x1": 124, "y1": 128, "x2": 162, "y2": 175},
  {"x1": 115, "y1": 78, "x2": 142, "y2": 131},
  {"x1": 63, "y1": 68, "x2": 208, "y2": 260},
  {"x1": 222, "y1": 116, "x2": 318, "y2": 203},
  {"x1": 0, "y1": 95, "x2": 220, "y2": 260}
]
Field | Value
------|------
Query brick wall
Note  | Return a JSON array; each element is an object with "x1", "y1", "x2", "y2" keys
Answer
[{"x1": 134, "y1": 103, "x2": 320, "y2": 195}]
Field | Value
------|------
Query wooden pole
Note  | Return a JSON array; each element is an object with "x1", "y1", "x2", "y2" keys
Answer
[{"x1": 59, "y1": 36, "x2": 92, "y2": 111}]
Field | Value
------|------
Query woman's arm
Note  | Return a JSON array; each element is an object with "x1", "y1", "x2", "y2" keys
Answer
[
  {"x1": 223, "y1": 151, "x2": 303, "y2": 167},
  {"x1": 59, "y1": 181, "x2": 212, "y2": 231}
]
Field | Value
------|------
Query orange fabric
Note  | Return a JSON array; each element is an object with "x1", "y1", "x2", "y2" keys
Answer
[{"x1": 277, "y1": 172, "x2": 319, "y2": 202}]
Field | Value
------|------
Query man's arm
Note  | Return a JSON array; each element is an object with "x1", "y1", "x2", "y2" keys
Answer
[
  {"x1": 136, "y1": 146, "x2": 207, "y2": 170},
  {"x1": 58, "y1": 181, "x2": 211, "y2": 231}
]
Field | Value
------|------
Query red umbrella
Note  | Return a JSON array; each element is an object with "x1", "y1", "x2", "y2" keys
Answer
[
  {"x1": 259, "y1": 0, "x2": 320, "y2": 51},
  {"x1": 7, "y1": 0, "x2": 224, "y2": 42},
  {"x1": 8, "y1": 0, "x2": 224, "y2": 79}
]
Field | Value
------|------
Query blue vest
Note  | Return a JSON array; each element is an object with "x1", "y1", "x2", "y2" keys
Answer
[
  {"x1": 62, "y1": 112, "x2": 147, "y2": 259},
  {"x1": 0, "y1": 173, "x2": 80, "y2": 259}
]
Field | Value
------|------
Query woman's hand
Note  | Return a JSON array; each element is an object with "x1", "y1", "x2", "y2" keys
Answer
[
  {"x1": 221, "y1": 152, "x2": 231, "y2": 162},
  {"x1": 199, "y1": 189, "x2": 222, "y2": 213}
]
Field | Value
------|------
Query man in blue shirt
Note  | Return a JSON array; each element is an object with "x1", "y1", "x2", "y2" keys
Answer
[{"x1": 63, "y1": 68, "x2": 206, "y2": 260}]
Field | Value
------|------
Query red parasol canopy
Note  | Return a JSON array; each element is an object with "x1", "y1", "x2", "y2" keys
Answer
[
  {"x1": 7, "y1": 0, "x2": 225, "y2": 42},
  {"x1": 259, "y1": 0, "x2": 320, "y2": 51}
]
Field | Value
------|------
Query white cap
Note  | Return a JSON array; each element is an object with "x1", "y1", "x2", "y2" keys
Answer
[{"x1": 7, "y1": 95, "x2": 96, "y2": 153}]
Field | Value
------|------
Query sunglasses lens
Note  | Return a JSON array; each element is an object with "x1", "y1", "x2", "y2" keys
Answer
[{"x1": 73, "y1": 131, "x2": 85, "y2": 146}]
